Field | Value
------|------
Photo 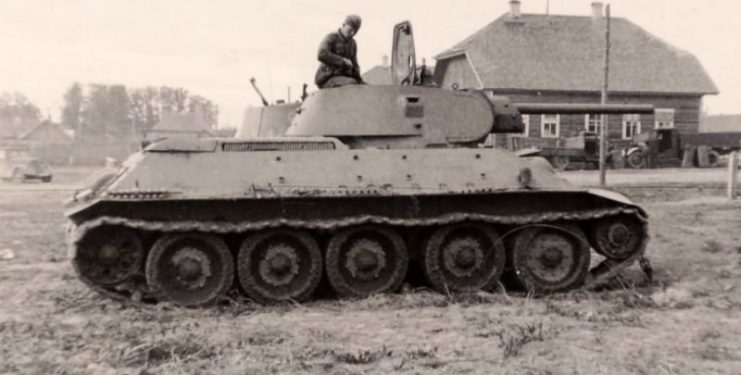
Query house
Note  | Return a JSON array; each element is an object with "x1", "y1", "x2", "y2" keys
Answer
[
  {"x1": 700, "y1": 114, "x2": 741, "y2": 133},
  {"x1": 433, "y1": 1, "x2": 718, "y2": 147},
  {"x1": 0, "y1": 116, "x2": 39, "y2": 141},
  {"x1": 362, "y1": 56, "x2": 392, "y2": 85},
  {"x1": 18, "y1": 121, "x2": 73, "y2": 144},
  {"x1": 145, "y1": 112, "x2": 215, "y2": 141}
]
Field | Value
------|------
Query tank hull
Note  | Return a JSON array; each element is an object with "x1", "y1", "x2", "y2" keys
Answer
[{"x1": 65, "y1": 137, "x2": 650, "y2": 305}]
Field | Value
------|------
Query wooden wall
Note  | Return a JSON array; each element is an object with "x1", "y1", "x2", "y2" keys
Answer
[{"x1": 488, "y1": 90, "x2": 703, "y2": 146}]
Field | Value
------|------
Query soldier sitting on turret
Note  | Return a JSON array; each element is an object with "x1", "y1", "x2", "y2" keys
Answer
[{"x1": 315, "y1": 15, "x2": 365, "y2": 89}]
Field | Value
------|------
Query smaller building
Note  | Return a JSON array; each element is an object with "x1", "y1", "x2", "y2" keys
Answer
[
  {"x1": 0, "y1": 116, "x2": 39, "y2": 141},
  {"x1": 145, "y1": 112, "x2": 215, "y2": 141},
  {"x1": 18, "y1": 121, "x2": 73, "y2": 144},
  {"x1": 700, "y1": 114, "x2": 741, "y2": 133}
]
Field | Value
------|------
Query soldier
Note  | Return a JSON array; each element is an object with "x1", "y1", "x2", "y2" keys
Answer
[{"x1": 315, "y1": 15, "x2": 365, "y2": 89}]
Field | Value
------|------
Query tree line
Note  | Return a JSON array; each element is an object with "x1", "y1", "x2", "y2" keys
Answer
[
  {"x1": 62, "y1": 83, "x2": 218, "y2": 142},
  {"x1": 0, "y1": 92, "x2": 41, "y2": 129}
]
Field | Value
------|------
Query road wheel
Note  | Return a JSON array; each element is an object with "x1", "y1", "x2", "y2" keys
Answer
[
  {"x1": 237, "y1": 229, "x2": 322, "y2": 303},
  {"x1": 423, "y1": 222, "x2": 506, "y2": 293},
  {"x1": 587, "y1": 215, "x2": 646, "y2": 260},
  {"x1": 146, "y1": 233, "x2": 233, "y2": 307},
  {"x1": 326, "y1": 225, "x2": 408, "y2": 298},
  {"x1": 550, "y1": 155, "x2": 570, "y2": 170},
  {"x1": 508, "y1": 223, "x2": 590, "y2": 294},
  {"x1": 74, "y1": 226, "x2": 144, "y2": 287},
  {"x1": 625, "y1": 150, "x2": 646, "y2": 169}
]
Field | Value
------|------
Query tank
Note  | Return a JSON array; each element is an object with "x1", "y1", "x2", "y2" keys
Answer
[{"x1": 65, "y1": 21, "x2": 652, "y2": 306}]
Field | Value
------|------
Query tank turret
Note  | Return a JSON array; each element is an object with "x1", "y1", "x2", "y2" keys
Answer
[{"x1": 287, "y1": 85, "x2": 653, "y2": 149}]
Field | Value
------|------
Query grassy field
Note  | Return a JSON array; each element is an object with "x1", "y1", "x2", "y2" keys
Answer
[{"x1": 1, "y1": 173, "x2": 740, "y2": 374}]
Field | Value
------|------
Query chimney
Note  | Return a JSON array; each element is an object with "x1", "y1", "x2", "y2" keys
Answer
[
  {"x1": 591, "y1": 1, "x2": 604, "y2": 19},
  {"x1": 509, "y1": 0, "x2": 521, "y2": 18},
  {"x1": 382, "y1": 54, "x2": 389, "y2": 67}
]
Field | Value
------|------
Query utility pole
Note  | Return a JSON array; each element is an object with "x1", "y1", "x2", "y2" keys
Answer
[{"x1": 599, "y1": 4, "x2": 611, "y2": 186}]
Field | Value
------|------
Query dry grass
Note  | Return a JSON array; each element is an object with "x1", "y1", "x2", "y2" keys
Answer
[{"x1": 1, "y1": 177, "x2": 741, "y2": 374}]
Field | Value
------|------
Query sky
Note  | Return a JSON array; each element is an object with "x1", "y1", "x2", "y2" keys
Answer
[{"x1": 1, "y1": 0, "x2": 740, "y2": 128}]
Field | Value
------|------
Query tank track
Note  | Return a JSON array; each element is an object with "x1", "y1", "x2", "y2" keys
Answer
[{"x1": 69, "y1": 206, "x2": 650, "y2": 304}]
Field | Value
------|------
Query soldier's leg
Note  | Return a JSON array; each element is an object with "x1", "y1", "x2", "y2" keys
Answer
[{"x1": 322, "y1": 76, "x2": 361, "y2": 89}]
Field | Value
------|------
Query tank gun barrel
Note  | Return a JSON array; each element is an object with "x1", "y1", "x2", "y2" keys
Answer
[{"x1": 515, "y1": 103, "x2": 654, "y2": 115}]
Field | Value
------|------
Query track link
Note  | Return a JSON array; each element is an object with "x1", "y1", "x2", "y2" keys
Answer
[{"x1": 69, "y1": 206, "x2": 650, "y2": 304}]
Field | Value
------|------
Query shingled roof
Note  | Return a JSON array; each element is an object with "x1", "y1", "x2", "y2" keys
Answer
[
  {"x1": 362, "y1": 65, "x2": 436, "y2": 85},
  {"x1": 435, "y1": 14, "x2": 718, "y2": 94},
  {"x1": 362, "y1": 65, "x2": 392, "y2": 85}
]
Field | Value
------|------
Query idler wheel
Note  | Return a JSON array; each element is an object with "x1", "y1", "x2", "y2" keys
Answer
[
  {"x1": 509, "y1": 223, "x2": 590, "y2": 294},
  {"x1": 145, "y1": 233, "x2": 233, "y2": 307},
  {"x1": 423, "y1": 222, "x2": 506, "y2": 293},
  {"x1": 587, "y1": 215, "x2": 645, "y2": 260},
  {"x1": 326, "y1": 225, "x2": 408, "y2": 298},
  {"x1": 73, "y1": 226, "x2": 144, "y2": 287},
  {"x1": 237, "y1": 229, "x2": 322, "y2": 303}
]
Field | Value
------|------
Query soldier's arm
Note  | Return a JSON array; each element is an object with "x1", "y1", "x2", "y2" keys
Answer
[
  {"x1": 317, "y1": 34, "x2": 347, "y2": 67},
  {"x1": 350, "y1": 42, "x2": 363, "y2": 81}
]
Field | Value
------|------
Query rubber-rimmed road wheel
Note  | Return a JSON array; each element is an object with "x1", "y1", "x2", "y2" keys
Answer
[
  {"x1": 587, "y1": 214, "x2": 645, "y2": 261},
  {"x1": 423, "y1": 222, "x2": 506, "y2": 293},
  {"x1": 326, "y1": 225, "x2": 408, "y2": 298},
  {"x1": 237, "y1": 229, "x2": 322, "y2": 303},
  {"x1": 74, "y1": 226, "x2": 144, "y2": 287},
  {"x1": 146, "y1": 233, "x2": 234, "y2": 307},
  {"x1": 509, "y1": 223, "x2": 590, "y2": 294}
]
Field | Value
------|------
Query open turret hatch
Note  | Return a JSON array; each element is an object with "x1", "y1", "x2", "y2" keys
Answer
[{"x1": 390, "y1": 21, "x2": 418, "y2": 85}]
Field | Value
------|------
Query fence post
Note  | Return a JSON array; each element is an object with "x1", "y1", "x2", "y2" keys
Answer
[{"x1": 728, "y1": 151, "x2": 738, "y2": 200}]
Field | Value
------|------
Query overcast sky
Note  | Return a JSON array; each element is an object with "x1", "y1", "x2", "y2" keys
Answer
[{"x1": 1, "y1": 0, "x2": 739, "y2": 127}]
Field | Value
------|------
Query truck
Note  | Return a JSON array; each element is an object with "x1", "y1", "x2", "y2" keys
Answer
[{"x1": 623, "y1": 129, "x2": 741, "y2": 169}]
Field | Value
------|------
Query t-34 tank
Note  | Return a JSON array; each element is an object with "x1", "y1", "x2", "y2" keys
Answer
[{"x1": 66, "y1": 21, "x2": 653, "y2": 306}]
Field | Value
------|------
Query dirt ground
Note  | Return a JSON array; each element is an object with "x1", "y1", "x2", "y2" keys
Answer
[{"x1": 1, "y1": 168, "x2": 740, "y2": 374}]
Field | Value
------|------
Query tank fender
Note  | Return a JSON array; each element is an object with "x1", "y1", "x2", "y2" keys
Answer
[{"x1": 586, "y1": 188, "x2": 642, "y2": 211}]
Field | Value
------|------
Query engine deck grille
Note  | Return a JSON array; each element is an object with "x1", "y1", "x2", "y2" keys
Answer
[{"x1": 222, "y1": 141, "x2": 336, "y2": 152}]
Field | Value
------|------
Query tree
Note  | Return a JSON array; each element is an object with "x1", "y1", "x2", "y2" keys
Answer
[
  {"x1": 0, "y1": 92, "x2": 41, "y2": 121},
  {"x1": 129, "y1": 86, "x2": 160, "y2": 136},
  {"x1": 187, "y1": 95, "x2": 218, "y2": 128},
  {"x1": 79, "y1": 84, "x2": 130, "y2": 141},
  {"x1": 0, "y1": 92, "x2": 41, "y2": 138},
  {"x1": 108, "y1": 85, "x2": 131, "y2": 139},
  {"x1": 159, "y1": 86, "x2": 188, "y2": 113},
  {"x1": 61, "y1": 83, "x2": 83, "y2": 133}
]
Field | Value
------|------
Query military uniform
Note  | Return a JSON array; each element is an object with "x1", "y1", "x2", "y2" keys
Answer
[{"x1": 315, "y1": 30, "x2": 363, "y2": 88}]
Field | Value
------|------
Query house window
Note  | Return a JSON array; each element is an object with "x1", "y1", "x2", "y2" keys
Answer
[
  {"x1": 623, "y1": 114, "x2": 641, "y2": 139},
  {"x1": 541, "y1": 114, "x2": 560, "y2": 138},
  {"x1": 585, "y1": 114, "x2": 602, "y2": 133},
  {"x1": 655, "y1": 108, "x2": 675, "y2": 129},
  {"x1": 511, "y1": 114, "x2": 530, "y2": 137}
]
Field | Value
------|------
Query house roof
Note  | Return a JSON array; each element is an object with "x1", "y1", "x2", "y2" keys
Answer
[
  {"x1": 0, "y1": 117, "x2": 39, "y2": 139},
  {"x1": 362, "y1": 65, "x2": 392, "y2": 85},
  {"x1": 18, "y1": 121, "x2": 72, "y2": 142},
  {"x1": 435, "y1": 14, "x2": 718, "y2": 95},
  {"x1": 362, "y1": 65, "x2": 436, "y2": 85},
  {"x1": 149, "y1": 112, "x2": 214, "y2": 134}
]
